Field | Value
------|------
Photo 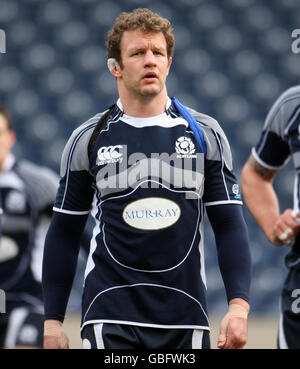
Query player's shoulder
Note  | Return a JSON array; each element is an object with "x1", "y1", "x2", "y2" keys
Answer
[
  {"x1": 186, "y1": 106, "x2": 233, "y2": 168},
  {"x1": 278, "y1": 85, "x2": 300, "y2": 102},
  {"x1": 264, "y1": 84, "x2": 300, "y2": 131},
  {"x1": 270, "y1": 84, "x2": 300, "y2": 113},
  {"x1": 59, "y1": 110, "x2": 108, "y2": 175},
  {"x1": 71, "y1": 111, "x2": 106, "y2": 142},
  {"x1": 63, "y1": 111, "x2": 107, "y2": 157},
  {"x1": 17, "y1": 160, "x2": 59, "y2": 190},
  {"x1": 187, "y1": 106, "x2": 230, "y2": 147}
]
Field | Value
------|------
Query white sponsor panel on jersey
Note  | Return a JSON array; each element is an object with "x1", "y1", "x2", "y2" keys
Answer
[{"x1": 122, "y1": 197, "x2": 181, "y2": 230}]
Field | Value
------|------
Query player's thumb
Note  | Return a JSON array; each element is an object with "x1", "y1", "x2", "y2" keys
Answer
[{"x1": 217, "y1": 329, "x2": 226, "y2": 349}]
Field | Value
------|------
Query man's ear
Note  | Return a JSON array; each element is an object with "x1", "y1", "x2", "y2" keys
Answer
[
  {"x1": 107, "y1": 58, "x2": 121, "y2": 77},
  {"x1": 111, "y1": 65, "x2": 121, "y2": 78}
]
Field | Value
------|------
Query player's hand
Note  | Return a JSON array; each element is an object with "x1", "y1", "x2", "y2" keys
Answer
[
  {"x1": 217, "y1": 299, "x2": 249, "y2": 349},
  {"x1": 44, "y1": 319, "x2": 69, "y2": 349},
  {"x1": 271, "y1": 209, "x2": 300, "y2": 246}
]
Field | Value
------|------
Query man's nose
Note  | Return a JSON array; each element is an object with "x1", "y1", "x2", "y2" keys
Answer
[{"x1": 144, "y1": 50, "x2": 156, "y2": 66}]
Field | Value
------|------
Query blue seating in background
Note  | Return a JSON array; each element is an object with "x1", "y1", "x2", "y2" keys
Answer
[{"x1": 1, "y1": 0, "x2": 299, "y2": 315}]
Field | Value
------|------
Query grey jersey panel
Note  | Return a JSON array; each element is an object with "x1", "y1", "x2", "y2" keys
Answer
[
  {"x1": 262, "y1": 85, "x2": 300, "y2": 139},
  {"x1": 60, "y1": 112, "x2": 105, "y2": 177},
  {"x1": 189, "y1": 108, "x2": 233, "y2": 171},
  {"x1": 17, "y1": 161, "x2": 59, "y2": 212}
]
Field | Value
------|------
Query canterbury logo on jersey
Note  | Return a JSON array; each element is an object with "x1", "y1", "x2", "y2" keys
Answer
[{"x1": 96, "y1": 145, "x2": 123, "y2": 165}]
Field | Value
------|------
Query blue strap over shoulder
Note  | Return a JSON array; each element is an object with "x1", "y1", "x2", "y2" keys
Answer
[{"x1": 171, "y1": 97, "x2": 207, "y2": 157}]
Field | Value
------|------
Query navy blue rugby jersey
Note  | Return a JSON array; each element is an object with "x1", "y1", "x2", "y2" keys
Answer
[
  {"x1": 54, "y1": 97, "x2": 242, "y2": 330},
  {"x1": 0, "y1": 154, "x2": 59, "y2": 311},
  {"x1": 253, "y1": 85, "x2": 300, "y2": 261}
]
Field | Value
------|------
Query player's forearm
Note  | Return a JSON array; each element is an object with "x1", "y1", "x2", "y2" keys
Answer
[
  {"x1": 241, "y1": 163, "x2": 280, "y2": 242},
  {"x1": 42, "y1": 212, "x2": 88, "y2": 321},
  {"x1": 206, "y1": 204, "x2": 251, "y2": 303}
]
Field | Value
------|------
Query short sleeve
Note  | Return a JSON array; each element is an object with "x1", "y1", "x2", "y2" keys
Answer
[
  {"x1": 54, "y1": 115, "x2": 101, "y2": 215},
  {"x1": 252, "y1": 86, "x2": 300, "y2": 169},
  {"x1": 203, "y1": 126, "x2": 242, "y2": 207}
]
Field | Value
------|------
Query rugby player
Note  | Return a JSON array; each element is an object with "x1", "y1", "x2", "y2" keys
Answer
[
  {"x1": 43, "y1": 8, "x2": 251, "y2": 349},
  {"x1": 242, "y1": 85, "x2": 300, "y2": 349},
  {"x1": 0, "y1": 104, "x2": 59, "y2": 348}
]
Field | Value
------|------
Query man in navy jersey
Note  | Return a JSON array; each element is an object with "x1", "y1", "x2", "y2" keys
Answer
[
  {"x1": 43, "y1": 8, "x2": 251, "y2": 349},
  {"x1": 0, "y1": 104, "x2": 59, "y2": 348},
  {"x1": 242, "y1": 86, "x2": 300, "y2": 349}
]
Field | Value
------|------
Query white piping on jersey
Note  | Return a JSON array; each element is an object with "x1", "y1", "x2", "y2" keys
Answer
[
  {"x1": 93, "y1": 323, "x2": 105, "y2": 349},
  {"x1": 81, "y1": 319, "x2": 210, "y2": 332},
  {"x1": 251, "y1": 147, "x2": 288, "y2": 170},
  {"x1": 214, "y1": 130, "x2": 230, "y2": 200},
  {"x1": 53, "y1": 207, "x2": 90, "y2": 215},
  {"x1": 278, "y1": 313, "x2": 288, "y2": 349},
  {"x1": 82, "y1": 283, "x2": 209, "y2": 326},
  {"x1": 294, "y1": 172, "x2": 300, "y2": 214},
  {"x1": 286, "y1": 256, "x2": 300, "y2": 267},
  {"x1": 100, "y1": 180, "x2": 202, "y2": 273},
  {"x1": 204, "y1": 200, "x2": 243, "y2": 206},
  {"x1": 198, "y1": 209, "x2": 206, "y2": 289},
  {"x1": 84, "y1": 200, "x2": 100, "y2": 283},
  {"x1": 93, "y1": 323, "x2": 105, "y2": 350},
  {"x1": 192, "y1": 329, "x2": 204, "y2": 349},
  {"x1": 257, "y1": 93, "x2": 300, "y2": 157},
  {"x1": 284, "y1": 105, "x2": 300, "y2": 136}
]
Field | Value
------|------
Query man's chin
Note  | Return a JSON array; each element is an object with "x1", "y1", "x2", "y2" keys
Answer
[{"x1": 139, "y1": 86, "x2": 162, "y2": 97}]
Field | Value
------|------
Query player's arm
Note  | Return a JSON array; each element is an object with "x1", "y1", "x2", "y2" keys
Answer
[
  {"x1": 42, "y1": 211, "x2": 89, "y2": 349},
  {"x1": 241, "y1": 154, "x2": 300, "y2": 245},
  {"x1": 206, "y1": 204, "x2": 251, "y2": 349},
  {"x1": 42, "y1": 120, "x2": 97, "y2": 349}
]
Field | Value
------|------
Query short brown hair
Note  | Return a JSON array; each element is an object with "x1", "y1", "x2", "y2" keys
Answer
[
  {"x1": 106, "y1": 8, "x2": 175, "y2": 65},
  {"x1": 0, "y1": 103, "x2": 12, "y2": 130}
]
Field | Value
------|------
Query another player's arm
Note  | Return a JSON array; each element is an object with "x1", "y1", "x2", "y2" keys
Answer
[{"x1": 241, "y1": 154, "x2": 300, "y2": 245}]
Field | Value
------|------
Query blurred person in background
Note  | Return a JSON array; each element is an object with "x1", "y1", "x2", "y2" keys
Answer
[
  {"x1": 241, "y1": 86, "x2": 300, "y2": 349},
  {"x1": 42, "y1": 8, "x2": 251, "y2": 350},
  {"x1": 0, "y1": 104, "x2": 59, "y2": 348}
]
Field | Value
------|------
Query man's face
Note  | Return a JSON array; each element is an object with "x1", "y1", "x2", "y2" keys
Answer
[
  {"x1": 0, "y1": 114, "x2": 15, "y2": 168},
  {"x1": 116, "y1": 30, "x2": 172, "y2": 98}
]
